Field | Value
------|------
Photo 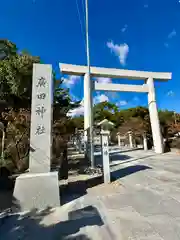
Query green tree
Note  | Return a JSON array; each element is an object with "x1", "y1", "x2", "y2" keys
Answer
[
  {"x1": 0, "y1": 56, "x2": 40, "y2": 107},
  {"x1": 158, "y1": 110, "x2": 175, "y2": 138},
  {"x1": 68, "y1": 115, "x2": 84, "y2": 131},
  {"x1": 0, "y1": 39, "x2": 17, "y2": 60},
  {"x1": 0, "y1": 40, "x2": 79, "y2": 172},
  {"x1": 93, "y1": 101, "x2": 118, "y2": 123}
]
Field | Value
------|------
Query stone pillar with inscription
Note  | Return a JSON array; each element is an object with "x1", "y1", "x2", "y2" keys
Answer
[
  {"x1": 13, "y1": 64, "x2": 60, "y2": 211},
  {"x1": 101, "y1": 130, "x2": 111, "y2": 184}
]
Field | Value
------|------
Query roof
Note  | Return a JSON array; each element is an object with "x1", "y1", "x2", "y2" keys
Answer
[{"x1": 97, "y1": 119, "x2": 115, "y2": 126}]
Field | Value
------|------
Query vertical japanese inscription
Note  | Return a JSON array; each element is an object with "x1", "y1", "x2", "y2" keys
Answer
[
  {"x1": 103, "y1": 140, "x2": 109, "y2": 156},
  {"x1": 36, "y1": 76, "x2": 46, "y2": 88},
  {"x1": 35, "y1": 76, "x2": 47, "y2": 135}
]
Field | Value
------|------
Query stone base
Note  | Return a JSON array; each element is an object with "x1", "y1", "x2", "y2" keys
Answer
[{"x1": 13, "y1": 172, "x2": 60, "y2": 212}]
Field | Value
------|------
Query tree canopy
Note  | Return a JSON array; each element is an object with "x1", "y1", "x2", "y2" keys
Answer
[
  {"x1": 71, "y1": 101, "x2": 180, "y2": 139},
  {"x1": 0, "y1": 40, "x2": 79, "y2": 172}
]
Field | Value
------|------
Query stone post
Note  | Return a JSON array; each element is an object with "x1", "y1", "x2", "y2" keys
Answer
[
  {"x1": 78, "y1": 132, "x2": 83, "y2": 153},
  {"x1": 117, "y1": 133, "x2": 121, "y2": 147},
  {"x1": 128, "y1": 131, "x2": 133, "y2": 148},
  {"x1": 101, "y1": 130, "x2": 110, "y2": 184},
  {"x1": 143, "y1": 133, "x2": 148, "y2": 151},
  {"x1": 13, "y1": 64, "x2": 60, "y2": 211},
  {"x1": 73, "y1": 135, "x2": 76, "y2": 146},
  {"x1": 74, "y1": 136, "x2": 78, "y2": 151},
  {"x1": 147, "y1": 77, "x2": 164, "y2": 153},
  {"x1": 74, "y1": 128, "x2": 78, "y2": 152}
]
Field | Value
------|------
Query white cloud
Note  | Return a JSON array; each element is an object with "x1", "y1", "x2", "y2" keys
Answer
[
  {"x1": 118, "y1": 100, "x2": 128, "y2": 106},
  {"x1": 67, "y1": 94, "x2": 110, "y2": 117},
  {"x1": 121, "y1": 24, "x2": 128, "y2": 33},
  {"x1": 107, "y1": 41, "x2": 129, "y2": 66},
  {"x1": 71, "y1": 94, "x2": 80, "y2": 102},
  {"x1": 67, "y1": 99, "x2": 84, "y2": 117},
  {"x1": 167, "y1": 90, "x2": 175, "y2": 97},
  {"x1": 94, "y1": 94, "x2": 109, "y2": 104},
  {"x1": 96, "y1": 77, "x2": 112, "y2": 84},
  {"x1": 63, "y1": 75, "x2": 81, "y2": 87},
  {"x1": 168, "y1": 29, "x2": 176, "y2": 39}
]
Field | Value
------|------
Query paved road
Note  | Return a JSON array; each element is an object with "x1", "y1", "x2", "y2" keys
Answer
[{"x1": 1, "y1": 151, "x2": 180, "y2": 239}]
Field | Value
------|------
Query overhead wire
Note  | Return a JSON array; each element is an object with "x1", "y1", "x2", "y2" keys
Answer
[
  {"x1": 81, "y1": 0, "x2": 86, "y2": 31},
  {"x1": 75, "y1": 0, "x2": 87, "y2": 53},
  {"x1": 75, "y1": 0, "x2": 88, "y2": 100}
]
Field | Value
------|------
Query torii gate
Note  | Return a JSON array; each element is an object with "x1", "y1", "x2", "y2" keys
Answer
[{"x1": 59, "y1": 63, "x2": 172, "y2": 155}]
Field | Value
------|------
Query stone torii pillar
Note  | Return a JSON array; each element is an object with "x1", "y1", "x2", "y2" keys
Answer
[
  {"x1": 147, "y1": 77, "x2": 164, "y2": 153},
  {"x1": 128, "y1": 131, "x2": 133, "y2": 148},
  {"x1": 84, "y1": 73, "x2": 94, "y2": 166},
  {"x1": 117, "y1": 132, "x2": 121, "y2": 147}
]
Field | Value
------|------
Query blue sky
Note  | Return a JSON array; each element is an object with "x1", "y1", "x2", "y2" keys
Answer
[{"x1": 1, "y1": 0, "x2": 180, "y2": 115}]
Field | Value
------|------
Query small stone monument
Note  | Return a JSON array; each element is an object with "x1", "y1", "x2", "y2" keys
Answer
[
  {"x1": 13, "y1": 64, "x2": 60, "y2": 211},
  {"x1": 101, "y1": 129, "x2": 111, "y2": 184},
  {"x1": 98, "y1": 119, "x2": 114, "y2": 184}
]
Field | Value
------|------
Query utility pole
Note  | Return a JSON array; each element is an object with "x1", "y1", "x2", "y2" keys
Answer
[{"x1": 85, "y1": 0, "x2": 94, "y2": 167}]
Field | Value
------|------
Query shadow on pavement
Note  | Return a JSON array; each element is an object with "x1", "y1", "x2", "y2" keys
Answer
[
  {"x1": 0, "y1": 161, "x2": 152, "y2": 219},
  {"x1": 61, "y1": 164, "x2": 152, "y2": 205},
  {"x1": 94, "y1": 149, "x2": 150, "y2": 166},
  {"x1": 117, "y1": 153, "x2": 157, "y2": 165},
  {"x1": 60, "y1": 175, "x2": 103, "y2": 205},
  {"x1": 0, "y1": 199, "x2": 103, "y2": 239},
  {"x1": 94, "y1": 153, "x2": 131, "y2": 166},
  {"x1": 111, "y1": 165, "x2": 152, "y2": 181},
  {"x1": 110, "y1": 154, "x2": 131, "y2": 162}
]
